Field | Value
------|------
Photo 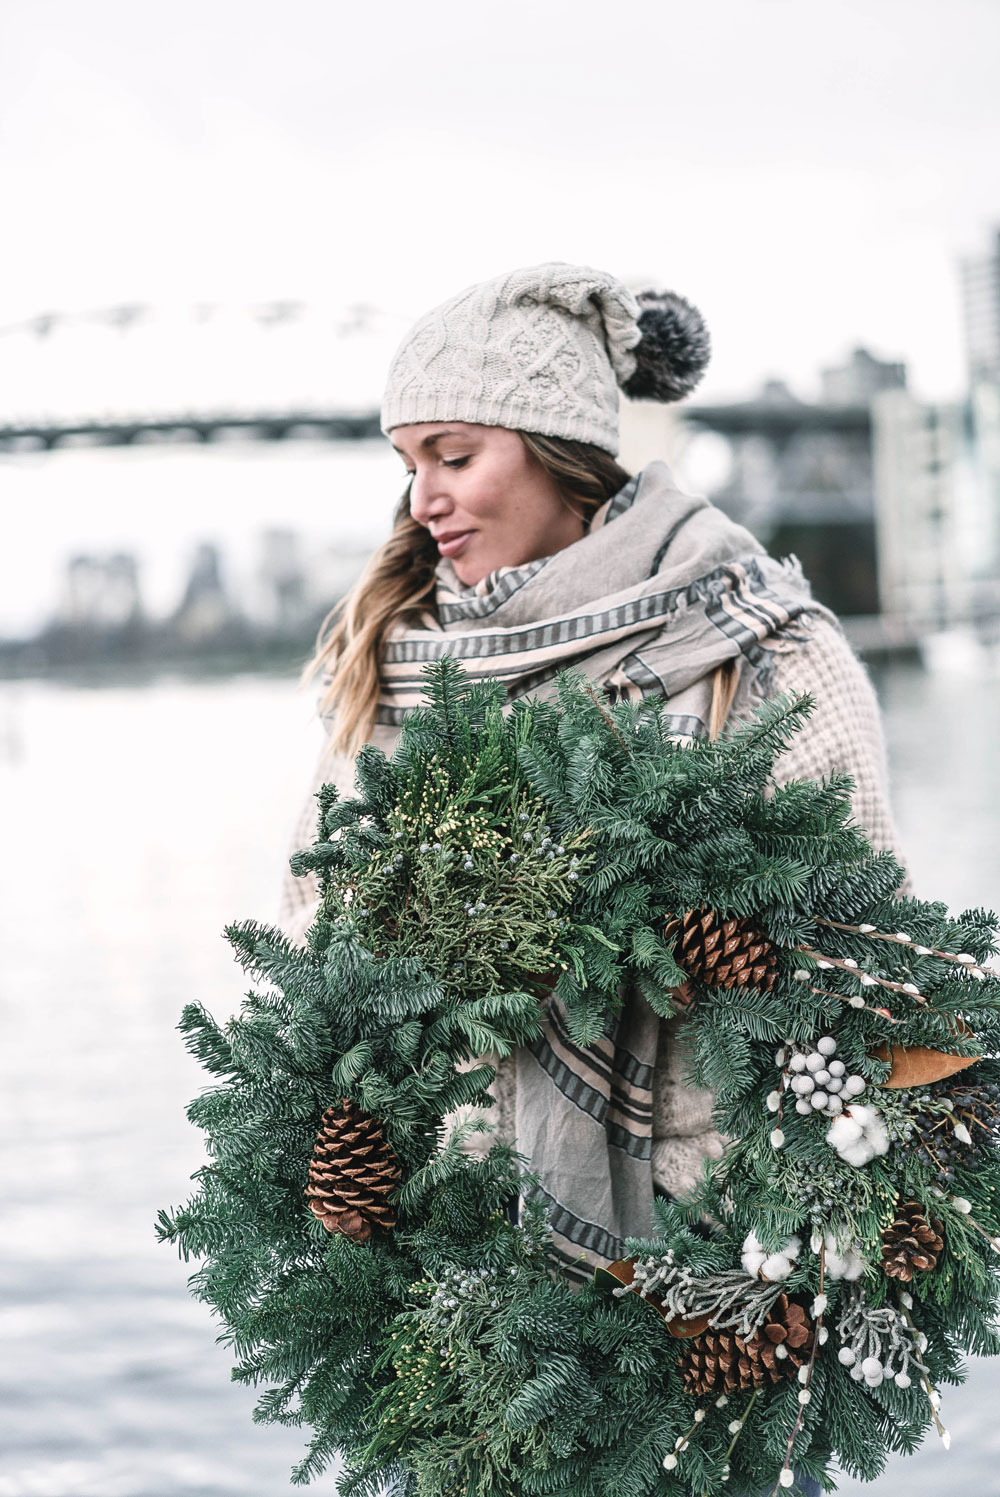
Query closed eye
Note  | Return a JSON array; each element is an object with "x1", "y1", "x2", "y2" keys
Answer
[{"x1": 442, "y1": 456, "x2": 469, "y2": 469}]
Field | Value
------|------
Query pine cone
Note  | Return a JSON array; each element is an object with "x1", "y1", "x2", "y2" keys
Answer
[
  {"x1": 665, "y1": 909, "x2": 778, "y2": 992},
  {"x1": 881, "y1": 1200, "x2": 944, "y2": 1281},
  {"x1": 679, "y1": 1294, "x2": 814, "y2": 1396},
  {"x1": 305, "y1": 1099, "x2": 402, "y2": 1241}
]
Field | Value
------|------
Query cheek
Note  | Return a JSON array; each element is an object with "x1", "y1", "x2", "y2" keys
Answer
[{"x1": 472, "y1": 459, "x2": 551, "y2": 529}]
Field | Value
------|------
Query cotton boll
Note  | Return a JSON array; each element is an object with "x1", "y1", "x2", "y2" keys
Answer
[
  {"x1": 741, "y1": 1231, "x2": 767, "y2": 1277},
  {"x1": 761, "y1": 1252, "x2": 795, "y2": 1281},
  {"x1": 745, "y1": 1231, "x2": 799, "y2": 1280},
  {"x1": 827, "y1": 1114, "x2": 864, "y2": 1150},
  {"x1": 868, "y1": 1115, "x2": 890, "y2": 1156},
  {"x1": 843, "y1": 1250, "x2": 866, "y2": 1280},
  {"x1": 823, "y1": 1230, "x2": 867, "y2": 1281},
  {"x1": 824, "y1": 1248, "x2": 849, "y2": 1278}
]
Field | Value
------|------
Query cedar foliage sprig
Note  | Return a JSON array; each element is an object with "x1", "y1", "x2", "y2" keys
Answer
[{"x1": 159, "y1": 658, "x2": 1000, "y2": 1495}]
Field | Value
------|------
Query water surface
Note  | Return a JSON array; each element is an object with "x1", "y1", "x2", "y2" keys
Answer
[{"x1": 0, "y1": 665, "x2": 997, "y2": 1495}]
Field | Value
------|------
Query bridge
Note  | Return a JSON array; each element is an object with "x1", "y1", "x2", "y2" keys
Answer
[
  {"x1": 0, "y1": 410, "x2": 383, "y2": 452},
  {"x1": 0, "y1": 299, "x2": 404, "y2": 452}
]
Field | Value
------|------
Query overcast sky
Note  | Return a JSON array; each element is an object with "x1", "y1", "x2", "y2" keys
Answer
[{"x1": 3, "y1": 0, "x2": 999, "y2": 401}]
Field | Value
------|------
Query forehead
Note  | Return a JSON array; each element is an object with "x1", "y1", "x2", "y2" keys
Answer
[{"x1": 389, "y1": 422, "x2": 485, "y2": 453}]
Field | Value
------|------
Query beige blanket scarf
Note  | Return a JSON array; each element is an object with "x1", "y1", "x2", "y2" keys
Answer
[{"x1": 373, "y1": 461, "x2": 817, "y2": 1281}]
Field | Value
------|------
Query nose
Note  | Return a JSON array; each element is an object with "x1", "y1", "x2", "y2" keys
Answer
[{"x1": 407, "y1": 466, "x2": 454, "y2": 528}]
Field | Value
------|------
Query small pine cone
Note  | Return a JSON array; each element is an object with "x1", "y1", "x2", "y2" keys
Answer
[
  {"x1": 305, "y1": 1098, "x2": 402, "y2": 1241},
  {"x1": 665, "y1": 908, "x2": 778, "y2": 992},
  {"x1": 881, "y1": 1200, "x2": 944, "y2": 1281},
  {"x1": 679, "y1": 1294, "x2": 814, "y2": 1395}
]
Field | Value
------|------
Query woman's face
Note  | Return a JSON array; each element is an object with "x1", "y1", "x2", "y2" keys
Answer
[{"x1": 390, "y1": 421, "x2": 586, "y2": 586}]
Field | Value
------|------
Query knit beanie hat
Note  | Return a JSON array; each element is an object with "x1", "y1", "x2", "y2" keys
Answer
[{"x1": 380, "y1": 261, "x2": 710, "y2": 456}]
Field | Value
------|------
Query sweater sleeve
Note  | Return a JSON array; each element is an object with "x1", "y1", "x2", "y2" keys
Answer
[
  {"x1": 651, "y1": 612, "x2": 907, "y2": 1200},
  {"x1": 276, "y1": 750, "x2": 325, "y2": 947},
  {"x1": 763, "y1": 613, "x2": 906, "y2": 864}
]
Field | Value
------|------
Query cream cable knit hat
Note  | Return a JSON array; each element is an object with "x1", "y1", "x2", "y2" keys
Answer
[{"x1": 380, "y1": 261, "x2": 710, "y2": 456}]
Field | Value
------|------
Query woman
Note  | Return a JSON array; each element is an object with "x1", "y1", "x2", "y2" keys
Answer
[{"x1": 278, "y1": 264, "x2": 902, "y2": 1490}]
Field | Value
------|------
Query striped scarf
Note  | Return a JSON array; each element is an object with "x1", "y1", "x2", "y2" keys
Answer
[{"x1": 378, "y1": 461, "x2": 816, "y2": 1280}]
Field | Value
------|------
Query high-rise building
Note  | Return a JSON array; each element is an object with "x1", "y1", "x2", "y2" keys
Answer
[
  {"x1": 872, "y1": 389, "x2": 998, "y2": 626},
  {"x1": 960, "y1": 229, "x2": 1000, "y2": 387}
]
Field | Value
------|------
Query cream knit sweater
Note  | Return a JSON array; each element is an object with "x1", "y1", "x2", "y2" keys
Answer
[{"x1": 276, "y1": 611, "x2": 904, "y2": 1202}]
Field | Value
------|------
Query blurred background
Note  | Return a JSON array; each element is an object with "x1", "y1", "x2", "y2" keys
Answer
[{"x1": 2, "y1": 1, "x2": 999, "y2": 1492}]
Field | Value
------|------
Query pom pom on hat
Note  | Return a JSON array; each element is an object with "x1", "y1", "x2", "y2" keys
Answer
[{"x1": 621, "y1": 290, "x2": 711, "y2": 403}]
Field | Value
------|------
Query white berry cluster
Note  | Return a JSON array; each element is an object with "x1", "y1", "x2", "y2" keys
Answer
[
  {"x1": 837, "y1": 1346, "x2": 912, "y2": 1389},
  {"x1": 782, "y1": 1037, "x2": 866, "y2": 1119}
]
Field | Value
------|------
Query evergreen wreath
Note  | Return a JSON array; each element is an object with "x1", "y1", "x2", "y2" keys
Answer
[{"x1": 159, "y1": 660, "x2": 1000, "y2": 1497}]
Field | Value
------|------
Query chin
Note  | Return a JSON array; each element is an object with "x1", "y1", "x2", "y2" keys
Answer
[{"x1": 452, "y1": 557, "x2": 491, "y2": 587}]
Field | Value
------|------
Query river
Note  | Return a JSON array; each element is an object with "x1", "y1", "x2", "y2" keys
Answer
[{"x1": 0, "y1": 663, "x2": 997, "y2": 1496}]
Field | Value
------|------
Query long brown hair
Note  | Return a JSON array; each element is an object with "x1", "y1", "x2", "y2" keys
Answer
[{"x1": 304, "y1": 433, "x2": 633, "y2": 756}]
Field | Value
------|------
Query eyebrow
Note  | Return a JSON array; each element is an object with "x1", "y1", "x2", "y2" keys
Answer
[{"x1": 391, "y1": 429, "x2": 465, "y2": 456}]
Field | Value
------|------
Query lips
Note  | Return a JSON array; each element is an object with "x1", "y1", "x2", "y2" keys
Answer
[{"x1": 433, "y1": 530, "x2": 475, "y2": 558}]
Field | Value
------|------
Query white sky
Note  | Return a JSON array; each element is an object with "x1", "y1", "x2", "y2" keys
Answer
[
  {"x1": 2, "y1": 0, "x2": 999, "y2": 634},
  {"x1": 2, "y1": 0, "x2": 998, "y2": 400}
]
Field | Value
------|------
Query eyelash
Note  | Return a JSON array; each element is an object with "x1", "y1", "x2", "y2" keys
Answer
[{"x1": 403, "y1": 456, "x2": 470, "y2": 478}]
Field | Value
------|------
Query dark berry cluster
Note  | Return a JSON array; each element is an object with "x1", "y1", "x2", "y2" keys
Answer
[
  {"x1": 896, "y1": 1075, "x2": 1000, "y2": 1187},
  {"x1": 780, "y1": 1155, "x2": 871, "y2": 1222}
]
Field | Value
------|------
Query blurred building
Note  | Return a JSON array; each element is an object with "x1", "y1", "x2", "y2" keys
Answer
[
  {"x1": 60, "y1": 552, "x2": 143, "y2": 629},
  {"x1": 256, "y1": 529, "x2": 309, "y2": 635},
  {"x1": 821, "y1": 347, "x2": 907, "y2": 406},
  {"x1": 682, "y1": 350, "x2": 908, "y2": 617},
  {"x1": 868, "y1": 230, "x2": 1000, "y2": 637},
  {"x1": 961, "y1": 228, "x2": 1000, "y2": 386},
  {"x1": 172, "y1": 543, "x2": 238, "y2": 643}
]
